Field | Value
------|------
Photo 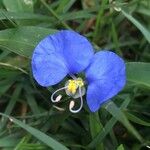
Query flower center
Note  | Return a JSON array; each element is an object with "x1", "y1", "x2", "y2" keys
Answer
[
  {"x1": 67, "y1": 78, "x2": 84, "y2": 95},
  {"x1": 50, "y1": 77, "x2": 85, "y2": 113}
]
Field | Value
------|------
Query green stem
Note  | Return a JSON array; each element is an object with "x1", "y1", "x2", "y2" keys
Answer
[
  {"x1": 89, "y1": 112, "x2": 104, "y2": 150},
  {"x1": 40, "y1": 0, "x2": 71, "y2": 30},
  {"x1": 111, "y1": 21, "x2": 122, "y2": 56},
  {"x1": 93, "y1": 0, "x2": 108, "y2": 43}
]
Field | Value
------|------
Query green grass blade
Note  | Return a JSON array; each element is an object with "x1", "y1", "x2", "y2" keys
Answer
[
  {"x1": 25, "y1": 93, "x2": 40, "y2": 115},
  {"x1": 40, "y1": 0, "x2": 71, "y2": 29},
  {"x1": 89, "y1": 112, "x2": 104, "y2": 150},
  {"x1": 125, "y1": 112, "x2": 150, "y2": 127},
  {"x1": 111, "y1": 22, "x2": 122, "y2": 56},
  {"x1": 117, "y1": 144, "x2": 124, "y2": 150},
  {"x1": 0, "y1": 137, "x2": 19, "y2": 147},
  {"x1": 126, "y1": 62, "x2": 150, "y2": 88},
  {"x1": 0, "y1": 113, "x2": 69, "y2": 150},
  {"x1": 0, "y1": 84, "x2": 22, "y2": 130},
  {"x1": 0, "y1": 27, "x2": 57, "y2": 58},
  {"x1": 93, "y1": 0, "x2": 108, "y2": 42},
  {"x1": 3, "y1": 0, "x2": 34, "y2": 12},
  {"x1": 0, "y1": 10, "x2": 52, "y2": 21},
  {"x1": 105, "y1": 101, "x2": 144, "y2": 143},
  {"x1": 0, "y1": 79, "x2": 14, "y2": 97},
  {"x1": 121, "y1": 9, "x2": 150, "y2": 43},
  {"x1": 87, "y1": 96, "x2": 130, "y2": 149}
]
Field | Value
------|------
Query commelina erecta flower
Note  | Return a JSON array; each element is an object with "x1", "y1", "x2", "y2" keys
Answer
[{"x1": 31, "y1": 30, "x2": 126, "y2": 113}]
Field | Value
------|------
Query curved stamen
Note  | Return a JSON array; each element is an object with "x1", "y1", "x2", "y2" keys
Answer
[
  {"x1": 51, "y1": 86, "x2": 67, "y2": 102},
  {"x1": 69, "y1": 73, "x2": 77, "y2": 80},
  {"x1": 53, "y1": 105, "x2": 65, "y2": 111},
  {"x1": 69, "y1": 87, "x2": 83, "y2": 113}
]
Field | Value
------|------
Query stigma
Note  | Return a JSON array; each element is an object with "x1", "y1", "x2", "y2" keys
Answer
[{"x1": 66, "y1": 78, "x2": 84, "y2": 95}]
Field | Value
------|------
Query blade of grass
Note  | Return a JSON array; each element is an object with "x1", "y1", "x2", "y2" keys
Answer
[
  {"x1": 24, "y1": 86, "x2": 40, "y2": 115},
  {"x1": 25, "y1": 93, "x2": 40, "y2": 115},
  {"x1": 14, "y1": 135, "x2": 31, "y2": 150},
  {"x1": 40, "y1": 0, "x2": 71, "y2": 30},
  {"x1": 0, "y1": 137, "x2": 19, "y2": 147},
  {"x1": 62, "y1": 0, "x2": 76, "y2": 13},
  {"x1": 0, "y1": 113, "x2": 69, "y2": 150},
  {"x1": 0, "y1": 84, "x2": 22, "y2": 130},
  {"x1": 104, "y1": 101, "x2": 144, "y2": 143},
  {"x1": 56, "y1": 0, "x2": 76, "y2": 14},
  {"x1": 0, "y1": 62, "x2": 28, "y2": 74},
  {"x1": 117, "y1": 144, "x2": 124, "y2": 150},
  {"x1": 0, "y1": 79, "x2": 14, "y2": 97},
  {"x1": 0, "y1": 10, "x2": 53, "y2": 21},
  {"x1": 111, "y1": 22, "x2": 122, "y2": 56},
  {"x1": 121, "y1": 9, "x2": 150, "y2": 43},
  {"x1": 87, "y1": 96, "x2": 130, "y2": 149},
  {"x1": 93, "y1": 0, "x2": 108, "y2": 42},
  {"x1": 125, "y1": 112, "x2": 150, "y2": 127},
  {"x1": 3, "y1": 0, "x2": 34, "y2": 12},
  {"x1": 89, "y1": 112, "x2": 104, "y2": 150},
  {"x1": 0, "y1": 26, "x2": 57, "y2": 58},
  {"x1": 126, "y1": 62, "x2": 150, "y2": 88}
]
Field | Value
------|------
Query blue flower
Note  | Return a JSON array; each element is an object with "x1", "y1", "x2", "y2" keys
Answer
[{"x1": 32, "y1": 30, "x2": 126, "y2": 113}]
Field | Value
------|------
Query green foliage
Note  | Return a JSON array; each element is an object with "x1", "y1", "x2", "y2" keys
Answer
[{"x1": 0, "y1": 0, "x2": 149, "y2": 150}]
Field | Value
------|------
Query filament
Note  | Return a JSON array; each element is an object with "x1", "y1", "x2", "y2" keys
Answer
[
  {"x1": 69, "y1": 87, "x2": 83, "y2": 113},
  {"x1": 51, "y1": 86, "x2": 67, "y2": 102},
  {"x1": 69, "y1": 73, "x2": 77, "y2": 80},
  {"x1": 53, "y1": 105, "x2": 65, "y2": 111}
]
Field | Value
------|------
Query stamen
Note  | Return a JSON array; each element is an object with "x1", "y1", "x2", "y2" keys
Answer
[
  {"x1": 69, "y1": 87, "x2": 83, "y2": 113},
  {"x1": 66, "y1": 78, "x2": 84, "y2": 96},
  {"x1": 69, "y1": 101, "x2": 75, "y2": 110},
  {"x1": 69, "y1": 73, "x2": 77, "y2": 80},
  {"x1": 51, "y1": 86, "x2": 67, "y2": 102},
  {"x1": 55, "y1": 95, "x2": 62, "y2": 102},
  {"x1": 53, "y1": 105, "x2": 65, "y2": 111}
]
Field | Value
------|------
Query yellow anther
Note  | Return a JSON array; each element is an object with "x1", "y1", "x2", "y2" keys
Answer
[
  {"x1": 67, "y1": 80, "x2": 77, "y2": 94},
  {"x1": 67, "y1": 78, "x2": 84, "y2": 95},
  {"x1": 76, "y1": 79, "x2": 84, "y2": 87}
]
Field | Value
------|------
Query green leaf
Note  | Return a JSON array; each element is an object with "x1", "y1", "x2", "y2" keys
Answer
[
  {"x1": 56, "y1": 0, "x2": 76, "y2": 14},
  {"x1": 137, "y1": 8, "x2": 150, "y2": 16},
  {"x1": 0, "y1": 137, "x2": 19, "y2": 147},
  {"x1": 87, "y1": 96, "x2": 130, "y2": 149},
  {"x1": 60, "y1": 10, "x2": 95, "y2": 21},
  {"x1": 3, "y1": 0, "x2": 34, "y2": 12},
  {"x1": 25, "y1": 93, "x2": 40, "y2": 115},
  {"x1": 121, "y1": 9, "x2": 150, "y2": 43},
  {"x1": 89, "y1": 112, "x2": 104, "y2": 150},
  {"x1": 0, "y1": 79, "x2": 14, "y2": 96},
  {"x1": 0, "y1": 84, "x2": 22, "y2": 130},
  {"x1": 93, "y1": 0, "x2": 108, "y2": 42},
  {"x1": 0, "y1": 62, "x2": 28, "y2": 74},
  {"x1": 0, "y1": 26, "x2": 57, "y2": 58},
  {"x1": 104, "y1": 101, "x2": 144, "y2": 143},
  {"x1": 60, "y1": 0, "x2": 76, "y2": 13},
  {"x1": 125, "y1": 112, "x2": 150, "y2": 127},
  {"x1": 0, "y1": 113, "x2": 69, "y2": 150},
  {"x1": 0, "y1": 10, "x2": 52, "y2": 21},
  {"x1": 117, "y1": 144, "x2": 124, "y2": 150},
  {"x1": 126, "y1": 62, "x2": 150, "y2": 88},
  {"x1": 111, "y1": 22, "x2": 122, "y2": 56}
]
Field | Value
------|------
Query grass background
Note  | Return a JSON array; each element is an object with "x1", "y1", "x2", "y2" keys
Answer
[{"x1": 0, "y1": 0, "x2": 150, "y2": 149}]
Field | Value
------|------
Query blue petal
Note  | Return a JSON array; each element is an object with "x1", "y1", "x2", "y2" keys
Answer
[
  {"x1": 31, "y1": 35, "x2": 68, "y2": 87},
  {"x1": 86, "y1": 51, "x2": 126, "y2": 112},
  {"x1": 32, "y1": 30, "x2": 94, "y2": 86},
  {"x1": 57, "y1": 30, "x2": 94, "y2": 73},
  {"x1": 32, "y1": 53, "x2": 68, "y2": 87}
]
